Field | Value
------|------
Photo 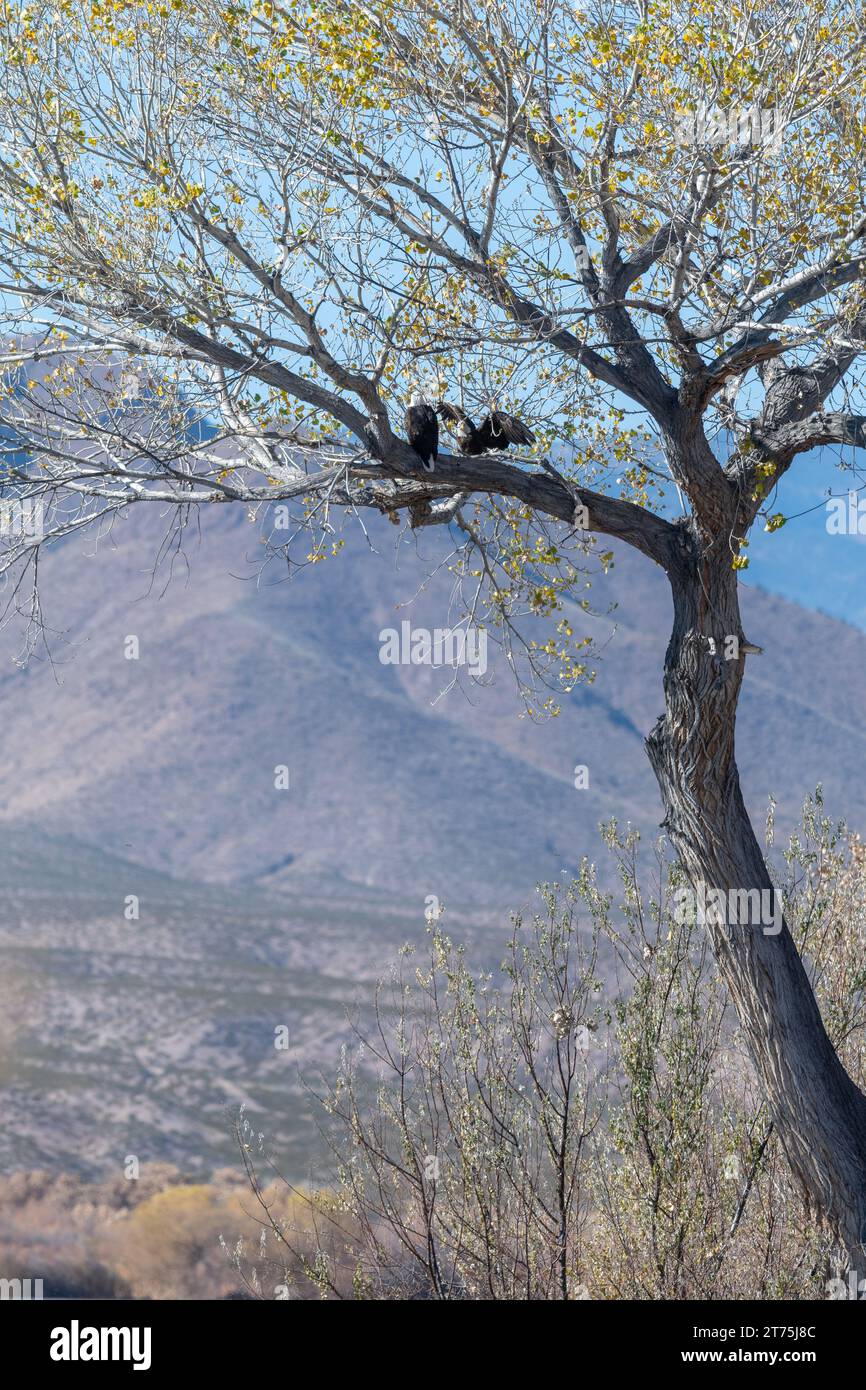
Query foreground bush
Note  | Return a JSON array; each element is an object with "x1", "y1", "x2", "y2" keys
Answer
[
  {"x1": 0, "y1": 1164, "x2": 334, "y2": 1299},
  {"x1": 239, "y1": 794, "x2": 866, "y2": 1300}
]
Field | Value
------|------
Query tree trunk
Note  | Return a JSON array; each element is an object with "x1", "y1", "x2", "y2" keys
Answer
[{"x1": 645, "y1": 520, "x2": 866, "y2": 1272}]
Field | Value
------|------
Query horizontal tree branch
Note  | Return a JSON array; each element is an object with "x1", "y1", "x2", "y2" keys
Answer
[
  {"x1": 749, "y1": 410, "x2": 866, "y2": 462},
  {"x1": 353, "y1": 449, "x2": 680, "y2": 569}
]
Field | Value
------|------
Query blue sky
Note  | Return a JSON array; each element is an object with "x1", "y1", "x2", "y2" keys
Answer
[{"x1": 743, "y1": 448, "x2": 866, "y2": 631}]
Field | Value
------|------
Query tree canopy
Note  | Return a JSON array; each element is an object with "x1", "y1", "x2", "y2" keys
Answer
[{"x1": 1, "y1": 0, "x2": 865, "y2": 676}]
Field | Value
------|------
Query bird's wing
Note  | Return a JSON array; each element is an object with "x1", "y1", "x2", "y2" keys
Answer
[
  {"x1": 488, "y1": 411, "x2": 536, "y2": 447},
  {"x1": 436, "y1": 400, "x2": 471, "y2": 428}
]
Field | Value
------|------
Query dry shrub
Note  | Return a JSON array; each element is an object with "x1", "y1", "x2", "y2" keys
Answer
[{"x1": 241, "y1": 793, "x2": 866, "y2": 1300}]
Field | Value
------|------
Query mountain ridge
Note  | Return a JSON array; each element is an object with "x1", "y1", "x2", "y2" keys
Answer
[{"x1": 0, "y1": 503, "x2": 861, "y2": 911}]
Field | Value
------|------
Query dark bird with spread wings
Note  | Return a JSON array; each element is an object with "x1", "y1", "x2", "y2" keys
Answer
[
  {"x1": 404, "y1": 390, "x2": 439, "y2": 470},
  {"x1": 437, "y1": 401, "x2": 536, "y2": 455}
]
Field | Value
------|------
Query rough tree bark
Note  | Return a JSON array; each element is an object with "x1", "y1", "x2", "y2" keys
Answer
[
  {"x1": 389, "y1": 441, "x2": 866, "y2": 1270},
  {"x1": 360, "y1": 437, "x2": 866, "y2": 1269},
  {"x1": 645, "y1": 512, "x2": 866, "y2": 1272}
]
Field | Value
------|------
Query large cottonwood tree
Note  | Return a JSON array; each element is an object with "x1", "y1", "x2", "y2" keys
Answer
[{"x1": 2, "y1": 0, "x2": 866, "y2": 1268}]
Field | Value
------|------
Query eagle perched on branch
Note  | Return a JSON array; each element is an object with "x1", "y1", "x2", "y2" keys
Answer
[
  {"x1": 404, "y1": 390, "x2": 439, "y2": 470},
  {"x1": 437, "y1": 401, "x2": 536, "y2": 455}
]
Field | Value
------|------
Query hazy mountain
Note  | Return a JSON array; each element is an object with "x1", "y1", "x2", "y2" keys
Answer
[
  {"x1": 0, "y1": 504, "x2": 862, "y2": 908},
  {"x1": 0, "y1": 501, "x2": 863, "y2": 1177},
  {"x1": 0, "y1": 822, "x2": 460, "y2": 1177}
]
